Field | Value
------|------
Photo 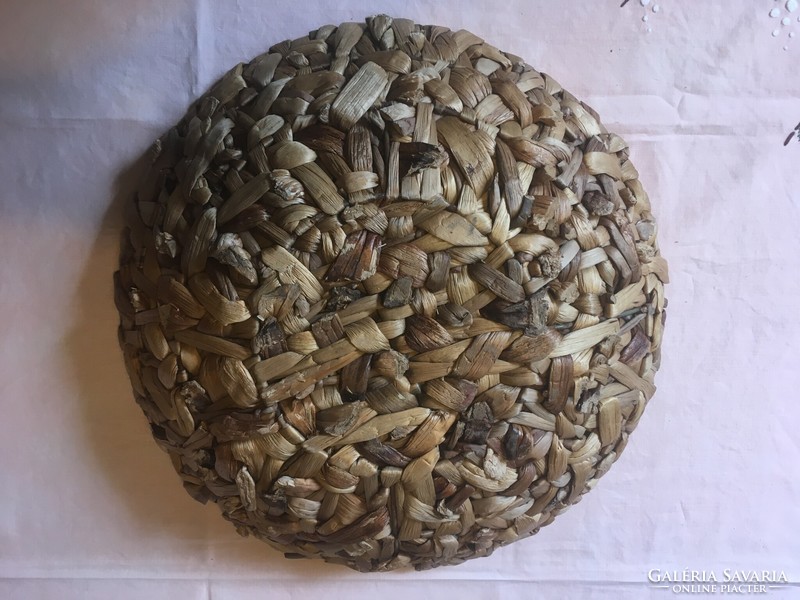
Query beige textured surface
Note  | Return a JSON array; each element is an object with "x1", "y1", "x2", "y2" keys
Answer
[{"x1": 116, "y1": 16, "x2": 666, "y2": 571}]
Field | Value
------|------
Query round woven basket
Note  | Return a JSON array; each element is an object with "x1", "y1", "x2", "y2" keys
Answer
[{"x1": 115, "y1": 15, "x2": 668, "y2": 572}]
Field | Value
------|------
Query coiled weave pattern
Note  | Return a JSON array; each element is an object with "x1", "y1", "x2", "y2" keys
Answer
[{"x1": 115, "y1": 15, "x2": 668, "y2": 571}]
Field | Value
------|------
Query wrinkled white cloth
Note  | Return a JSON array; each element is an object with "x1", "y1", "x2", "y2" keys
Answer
[{"x1": 1, "y1": 1, "x2": 798, "y2": 598}]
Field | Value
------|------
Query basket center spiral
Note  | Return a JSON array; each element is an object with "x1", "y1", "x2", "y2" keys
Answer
[{"x1": 115, "y1": 15, "x2": 668, "y2": 572}]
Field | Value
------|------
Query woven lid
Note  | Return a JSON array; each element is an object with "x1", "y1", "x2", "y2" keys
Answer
[{"x1": 115, "y1": 15, "x2": 668, "y2": 571}]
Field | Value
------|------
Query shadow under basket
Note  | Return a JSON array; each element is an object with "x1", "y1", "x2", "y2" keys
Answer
[{"x1": 114, "y1": 14, "x2": 668, "y2": 572}]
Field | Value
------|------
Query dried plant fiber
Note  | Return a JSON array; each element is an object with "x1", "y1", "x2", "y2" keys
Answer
[{"x1": 115, "y1": 15, "x2": 668, "y2": 571}]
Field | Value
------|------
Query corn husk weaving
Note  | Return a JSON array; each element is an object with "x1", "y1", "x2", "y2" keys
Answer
[{"x1": 115, "y1": 15, "x2": 668, "y2": 572}]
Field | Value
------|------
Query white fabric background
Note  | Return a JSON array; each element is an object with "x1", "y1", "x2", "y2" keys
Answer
[{"x1": 1, "y1": 1, "x2": 798, "y2": 598}]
